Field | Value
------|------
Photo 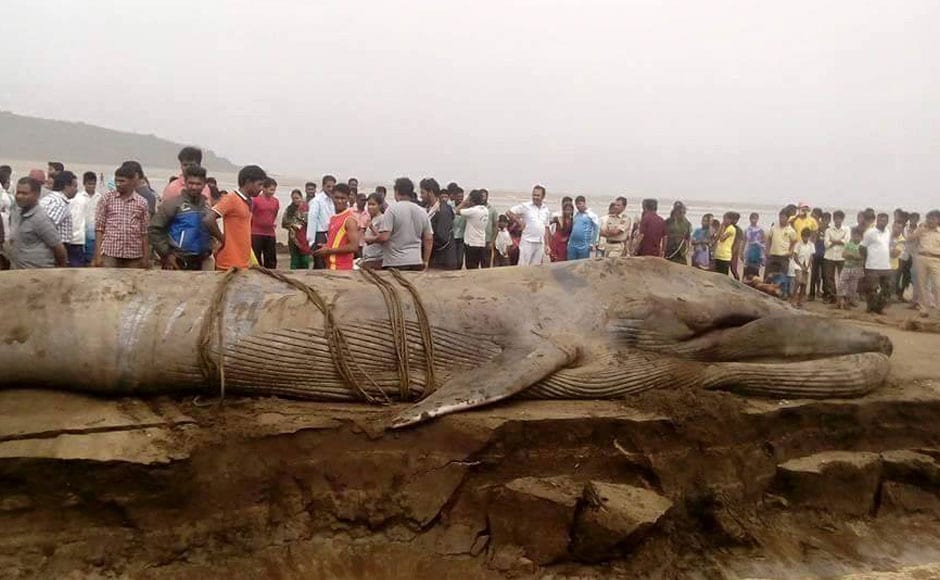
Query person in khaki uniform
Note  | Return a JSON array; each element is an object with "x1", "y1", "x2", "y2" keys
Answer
[
  {"x1": 599, "y1": 198, "x2": 631, "y2": 258},
  {"x1": 909, "y1": 209, "x2": 940, "y2": 317}
]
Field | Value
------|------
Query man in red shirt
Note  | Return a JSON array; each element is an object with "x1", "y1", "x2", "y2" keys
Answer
[
  {"x1": 161, "y1": 146, "x2": 212, "y2": 203},
  {"x1": 251, "y1": 177, "x2": 280, "y2": 269},
  {"x1": 635, "y1": 198, "x2": 666, "y2": 257},
  {"x1": 313, "y1": 183, "x2": 359, "y2": 270}
]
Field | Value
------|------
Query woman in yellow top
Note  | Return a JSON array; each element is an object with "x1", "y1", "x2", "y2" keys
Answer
[{"x1": 714, "y1": 212, "x2": 737, "y2": 275}]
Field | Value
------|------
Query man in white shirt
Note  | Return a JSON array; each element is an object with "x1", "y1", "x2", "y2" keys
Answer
[
  {"x1": 0, "y1": 165, "x2": 12, "y2": 267},
  {"x1": 456, "y1": 189, "x2": 490, "y2": 269},
  {"x1": 859, "y1": 212, "x2": 895, "y2": 314},
  {"x1": 506, "y1": 185, "x2": 551, "y2": 266},
  {"x1": 66, "y1": 173, "x2": 88, "y2": 267},
  {"x1": 306, "y1": 174, "x2": 337, "y2": 269},
  {"x1": 80, "y1": 172, "x2": 101, "y2": 265},
  {"x1": 0, "y1": 165, "x2": 12, "y2": 234},
  {"x1": 822, "y1": 210, "x2": 850, "y2": 302}
]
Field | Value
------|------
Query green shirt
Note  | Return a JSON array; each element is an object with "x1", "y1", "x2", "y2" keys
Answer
[{"x1": 843, "y1": 240, "x2": 862, "y2": 269}]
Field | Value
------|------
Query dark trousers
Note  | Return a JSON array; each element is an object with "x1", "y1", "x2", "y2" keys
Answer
[
  {"x1": 865, "y1": 269, "x2": 894, "y2": 313},
  {"x1": 312, "y1": 231, "x2": 328, "y2": 269},
  {"x1": 897, "y1": 257, "x2": 913, "y2": 299},
  {"x1": 715, "y1": 259, "x2": 731, "y2": 275},
  {"x1": 766, "y1": 255, "x2": 789, "y2": 278},
  {"x1": 251, "y1": 235, "x2": 277, "y2": 269},
  {"x1": 383, "y1": 264, "x2": 425, "y2": 271},
  {"x1": 454, "y1": 238, "x2": 465, "y2": 270},
  {"x1": 465, "y1": 245, "x2": 487, "y2": 269},
  {"x1": 481, "y1": 243, "x2": 493, "y2": 268},
  {"x1": 177, "y1": 254, "x2": 207, "y2": 271},
  {"x1": 809, "y1": 255, "x2": 824, "y2": 299},
  {"x1": 66, "y1": 244, "x2": 86, "y2": 268},
  {"x1": 821, "y1": 259, "x2": 843, "y2": 302}
]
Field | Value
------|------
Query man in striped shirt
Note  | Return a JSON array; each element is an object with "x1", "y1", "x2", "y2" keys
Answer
[{"x1": 39, "y1": 171, "x2": 76, "y2": 247}]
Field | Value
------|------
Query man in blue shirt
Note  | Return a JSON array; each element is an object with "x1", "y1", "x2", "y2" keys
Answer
[{"x1": 568, "y1": 195, "x2": 599, "y2": 260}]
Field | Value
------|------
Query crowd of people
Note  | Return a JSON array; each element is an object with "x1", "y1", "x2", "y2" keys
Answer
[{"x1": 1, "y1": 147, "x2": 938, "y2": 319}]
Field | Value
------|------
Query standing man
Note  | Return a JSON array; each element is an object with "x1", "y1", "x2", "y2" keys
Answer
[
  {"x1": 161, "y1": 146, "x2": 211, "y2": 202},
  {"x1": 9, "y1": 177, "x2": 68, "y2": 268},
  {"x1": 307, "y1": 174, "x2": 337, "y2": 269},
  {"x1": 859, "y1": 213, "x2": 895, "y2": 315},
  {"x1": 81, "y1": 172, "x2": 101, "y2": 265},
  {"x1": 55, "y1": 172, "x2": 86, "y2": 267},
  {"x1": 93, "y1": 163, "x2": 151, "y2": 269},
  {"x1": 0, "y1": 165, "x2": 12, "y2": 245},
  {"x1": 348, "y1": 177, "x2": 359, "y2": 196},
  {"x1": 599, "y1": 198, "x2": 630, "y2": 258},
  {"x1": 46, "y1": 162, "x2": 64, "y2": 190},
  {"x1": 790, "y1": 203, "x2": 819, "y2": 240},
  {"x1": 507, "y1": 185, "x2": 551, "y2": 266},
  {"x1": 204, "y1": 165, "x2": 266, "y2": 271},
  {"x1": 304, "y1": 181, "x2": 317, "y2": 203},
  {"x1": 481, "y1": 189, "x2": 499, "y2": 267},
  {"x1": 822, "y1": 210, "x2": 850, "y2": 303},
  {"x1": 808, "y1": 212, "x2": 831, "y2": 301},
  {"x1": 40, "y1": 171, "x2": 76, "y2": 249},
  {"x1": 456, "y1": 190, "x2": 491, "y2": 269},
  {"x1": 150, "y1": 165, "x2": 213, "y2": 271},
  {"x1": 119, "y1": 161, "x2": 156, "y2": 216},
  {"x1": 422, "y1": 178, "x2": 457, "y2": 269},
  {"x1": 635, "y1": 199, "x2": 666, "y2": 257},
  {"x1": 568, "y1": 195, "x2": 599, "y2": 260},
  {"x1": 908, "y1": 210, "x2": 940, "y2": 318},
  {"x1": 767, "y1": 210, "x2": 798, "y2": 280},
  {"x1": 313, "y1": 183, "x2": 360, "y2": 271},
  {"x1": 251, "y1": 177, "x2": 280, "y2": 269},
  {"x1": 370, "y1": 177, "x2": 433, "y2": 271},
  {"x1": 449, "y1": 185, "x2": 466, "y2": 269}
]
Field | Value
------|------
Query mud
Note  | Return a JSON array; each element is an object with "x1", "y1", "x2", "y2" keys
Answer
[{"x1": 1, "y1": 323, "x2": 940, "y2": 579}]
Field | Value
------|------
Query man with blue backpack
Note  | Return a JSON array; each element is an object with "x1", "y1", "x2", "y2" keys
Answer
[{"x1": 149, "y1": 165, "x2": 215, "y2": 270}]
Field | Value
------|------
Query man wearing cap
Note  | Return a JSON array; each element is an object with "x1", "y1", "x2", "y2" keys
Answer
[{"x1": 790, "y1": 203, "x2": 819, "y2": 240}]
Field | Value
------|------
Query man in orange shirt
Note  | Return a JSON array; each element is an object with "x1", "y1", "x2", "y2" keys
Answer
[
  {"x1": 203, "y1": 165, "x2": 266, "y2": 270},
  {"x1": 162, "y1": 146, "x2": 212, "y2": 203},
  {"x1": 313, "y1": 183, "x2": 359, "y2": 270}
]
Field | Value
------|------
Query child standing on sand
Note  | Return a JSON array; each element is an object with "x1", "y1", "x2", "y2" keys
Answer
[
  {"x1": 493, "y1": 215, "x2": 513, "y2": 267},
  {"x1": 837, "y1": 227, "x2": 865, "y2": 310},
  {"x1": 791, "y1": 228, "x2": 814, "y2": 307}
]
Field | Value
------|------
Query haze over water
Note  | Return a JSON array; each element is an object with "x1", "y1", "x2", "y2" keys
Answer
[{"x1": 2, "y1": 0, "x2": 938, "y2": 212}]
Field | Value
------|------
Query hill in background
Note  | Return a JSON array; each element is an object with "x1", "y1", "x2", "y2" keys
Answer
[{"x1": 0, "y1": 111, "x2": 239, "y2": 173}]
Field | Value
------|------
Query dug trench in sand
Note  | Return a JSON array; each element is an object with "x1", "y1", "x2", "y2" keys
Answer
[{"x1": 0, "y1": 258, "x2": 892, "y2": 427}]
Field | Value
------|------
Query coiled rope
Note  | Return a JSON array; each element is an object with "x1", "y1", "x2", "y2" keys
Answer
[{"x1": 197, "y1": 266, "x2": 436, "y2": 405}]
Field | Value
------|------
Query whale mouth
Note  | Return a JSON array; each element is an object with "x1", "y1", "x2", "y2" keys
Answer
[{"x1": 612, "y1": 314, "x2": 893, "y2": 364}]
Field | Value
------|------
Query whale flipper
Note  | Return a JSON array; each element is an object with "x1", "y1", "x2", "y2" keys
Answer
[{"x1": 389, "y1": 336, "x2": 580, "y2": 429}]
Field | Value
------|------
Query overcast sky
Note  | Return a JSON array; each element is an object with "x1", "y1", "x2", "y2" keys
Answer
[{"x1": 2, "y1": 0, "x2": 938, "y2": 208}]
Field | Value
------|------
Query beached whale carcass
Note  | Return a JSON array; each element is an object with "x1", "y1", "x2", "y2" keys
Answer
[{"x1": 0, "y1": 258, "x2": 892, "y2": 427}]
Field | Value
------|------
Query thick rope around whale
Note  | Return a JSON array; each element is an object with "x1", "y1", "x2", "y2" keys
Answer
[{"x1": 197, "y1": 266, "x2": 437, "y2": 404}]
